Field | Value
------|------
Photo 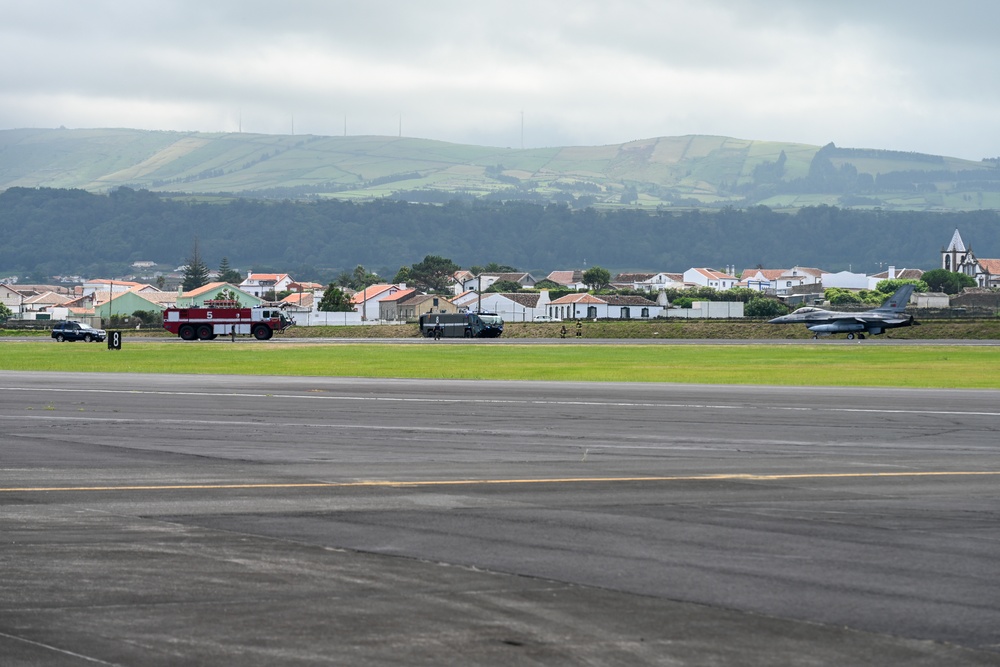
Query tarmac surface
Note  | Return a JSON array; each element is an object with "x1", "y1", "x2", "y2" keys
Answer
[{"x1": 2, "y1": 371, "x2": 1000, "y2": 665}]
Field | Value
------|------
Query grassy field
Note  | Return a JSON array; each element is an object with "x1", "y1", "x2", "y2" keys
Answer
[
  {"x1": 273, "y1": 318, "x2": 1000, "y2": 340},
  {"x1": 2, "y1": 341, "x2": 998, "y2": 388}
]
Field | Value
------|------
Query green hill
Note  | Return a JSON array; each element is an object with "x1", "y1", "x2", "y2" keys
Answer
[{"x1": 1, "y1": 128, "x2": 998, "y2": 211}]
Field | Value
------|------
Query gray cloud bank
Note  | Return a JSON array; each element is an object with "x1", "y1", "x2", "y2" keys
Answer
[{"x1": 1, "y1": 0, "x2": 998, "y2": 159}]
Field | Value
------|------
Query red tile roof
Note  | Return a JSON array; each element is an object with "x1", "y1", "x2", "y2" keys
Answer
[
  {"x1": 977, "y1": 259, "x2": 1000, "y2": 275},
  {"x1": 548, "y1": 293, "x2": 606, "y2": 305},
  {"x1": 183, "y1": 282, "x2": 230, "y2": 297},
  {"x1": 739, "y1": 269, "x2": 785, "y2": 281},
  {"x1": 378, "y1": 288, "x2": 418, "y2": 303},
  {"x1": 691, "y1": 268, "x2": 737, "y2": 280},
  {"x1": 349, "y1": 284, "x2": 398, "y2": 304}
]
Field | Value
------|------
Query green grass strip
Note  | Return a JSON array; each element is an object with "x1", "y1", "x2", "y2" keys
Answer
[{"x1": 1, "y1": 342, "x2": 998, "y2": 388}]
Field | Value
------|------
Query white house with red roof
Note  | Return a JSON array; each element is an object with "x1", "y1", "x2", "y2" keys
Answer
[
  {"x1": 81, "y1": 279, "x2": 143, "y2": 296},
  {"x1": 377, "y1": 288, "x2": 420, "y2": 321},
  {"x1": 545, "y1": 270, "x2": 588, "y2": 290},
  {"x1": 1, "y1": 283, "x2": 27, "y2": 317},
  {"x1": 450, "y1": 270, "x2": 476, "y2": 295},
  {"x1": 737, "y1": 268, "x2": 785, "y2": 292},
  {"x1": 452, "y1": 290, "x2": 551, "y2": 322},
  {"x1": 683, "y1": 268, "x2": 738, "y2": 290},
  {"x1": 544, "y1": 292, "x2": 662, "y2": 320},
  {"x1": 459, "y1": 272, "x2": 538, "y2": 293},
  {"x1": 867, "y1": 266, "x2": 924, "y2": 290},
  {"x1": 178, "y1": 282, "x2": 262, "y2": 307},
  {"x1": 238, "y1": 272, "x2": 295, "y2": 298},
  {"x1": 613, "y1": 272, "x2": 685, "y2": 292},
  {"x1": 281, "y1": 291, "x2": 315, "y2": 310},
  {"x1": 738, "y1": 267, "x2": 824, "y2": 294},
  {"x1": 350, "y1": 284, "x2": 406, "y2": 321}
]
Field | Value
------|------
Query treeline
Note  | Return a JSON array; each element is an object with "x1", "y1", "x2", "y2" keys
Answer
[{"x1": 2, "y1": 186, "x2": 998, "y2": 281}]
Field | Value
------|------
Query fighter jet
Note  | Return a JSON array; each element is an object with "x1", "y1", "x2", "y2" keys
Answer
[{"x1": 769, "y1": 284, "x2": 916, "y2": 339}]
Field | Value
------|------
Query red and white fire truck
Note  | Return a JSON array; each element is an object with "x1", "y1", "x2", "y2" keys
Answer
[{"x1": 163, "y1": 301, "x2": 294, "y2": 340}]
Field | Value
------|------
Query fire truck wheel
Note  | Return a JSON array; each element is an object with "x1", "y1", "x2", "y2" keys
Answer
[
  {"x1": 197, "y1": 325, "x2": 213, "y2": 340},
  {"x1": 179, "y1": 325, "x2": 196, "y2": 340},
  {"x1": 253, "y1": 324, "x2": 272, "y2": 340}
]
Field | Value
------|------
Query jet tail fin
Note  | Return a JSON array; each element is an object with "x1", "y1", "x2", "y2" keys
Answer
[{"x1": 876, "y1": 284, "x2": 914, "y2": 312}]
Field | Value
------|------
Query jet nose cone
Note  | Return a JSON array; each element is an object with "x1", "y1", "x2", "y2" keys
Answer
[{"x1": 768, "y1": 316, "x2": 784, "y2": 324}]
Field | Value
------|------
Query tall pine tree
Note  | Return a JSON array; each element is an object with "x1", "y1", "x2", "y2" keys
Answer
[
  {"x1": 182, "y1": 239, "x2": 210, "y2": 291},
  {"x1": 217, "y1": 257, "x2": 242, "y2": 285}
]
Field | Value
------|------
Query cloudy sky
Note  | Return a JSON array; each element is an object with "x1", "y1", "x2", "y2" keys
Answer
[{"x1": 2, "y1": 0, "x2": 998, "y2": 159}]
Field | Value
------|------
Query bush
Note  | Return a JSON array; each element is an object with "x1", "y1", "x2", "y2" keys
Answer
[
  {"x1": 745, "y1": 298, "x2": 788, "y2": 318},
  {"x1": 673, "y1": 297, "x2": 694, "y2": 309}
]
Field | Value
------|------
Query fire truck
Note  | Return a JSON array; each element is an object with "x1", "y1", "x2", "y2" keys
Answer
[{"x1": 163, "y1": 301, "x2": 294, "y2": 340}]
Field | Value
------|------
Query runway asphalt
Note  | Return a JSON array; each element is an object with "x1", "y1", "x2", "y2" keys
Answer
[{"x1": 2, "y1": 371, "x2": 1000, "y2": 665}]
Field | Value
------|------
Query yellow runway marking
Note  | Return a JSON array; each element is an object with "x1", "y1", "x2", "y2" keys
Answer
[{"x1": 2, "y1": 471, "x2": 1000, "y2": 493}]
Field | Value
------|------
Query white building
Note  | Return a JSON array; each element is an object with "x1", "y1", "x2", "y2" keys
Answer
[
  {"x1": 238, "y1": 272, "x2": 295, "y2": 298},
  {"x1": 821, "y1": 270, "x2": 869, "y2": 290},
  {"x1": 546, "y1": 293, "x2": 662, "y2": 320},
  {"x1": 454, "y1": 290, "x2": 552, "y2": 322},
  {"x1": 682, "y1": 268, "x2": 738, "y2": 290}
]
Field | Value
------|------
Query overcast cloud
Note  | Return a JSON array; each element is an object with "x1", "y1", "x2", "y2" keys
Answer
[{"x1": 1, "y1": 0, "x2": 998, "y2": 159}]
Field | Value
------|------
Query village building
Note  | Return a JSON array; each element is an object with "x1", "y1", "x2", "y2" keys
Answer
[
  {"x1": 867, "y1": 267, "x2": 924, "y2": 290},
  {"x1": 943, "y1": 229, "x2": 1000, "y2": 287},
  {"x1": 460, "y1": 272, "x2": 538, "y2": 293},
  {"x1": 545, "y1": 270, "x2": 588, "y2": 291},
  {"x1": 682, "y1": 268, "x2": 738, "y2": 290},
  {"x1": 546, "y1": 292, "x2": 662, "y2": 320},
  {"x1": 350, "y1": 284, "x2": 407, "y2": 321},
  {"x1": 177, "y1": 282, "x2": 262, "y2": 308},
  {"x1": 613, "y1": 272, "x2": 685, "y2": 292},
  {"x1": 238, "y1": 272, "x2": 295, "y2": 298},
  {"x1": 398, "y1": 294, "x2": 459, "y2": 319},
  {"x1": 377, "y1": 288, "x2": 420, "y2": 321}
]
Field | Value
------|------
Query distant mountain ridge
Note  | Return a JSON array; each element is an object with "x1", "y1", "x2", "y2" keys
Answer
[{"x1": 1, "y1": 128, "x2": 998, "y2": 211}]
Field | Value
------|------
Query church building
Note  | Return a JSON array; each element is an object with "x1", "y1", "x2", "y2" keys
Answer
[{"x1": 942, "y1": 229, "x2": 1000, "y2": 288}]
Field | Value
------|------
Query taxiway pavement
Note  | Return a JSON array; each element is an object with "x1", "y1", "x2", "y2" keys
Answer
[{"x1": 2, "y1": 372, "x2": 1000, "y2": 665}]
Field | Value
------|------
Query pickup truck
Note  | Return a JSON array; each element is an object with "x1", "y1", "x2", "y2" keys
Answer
[{"x1": 51, "y1": 321, "x2": 107, "y2": 343}]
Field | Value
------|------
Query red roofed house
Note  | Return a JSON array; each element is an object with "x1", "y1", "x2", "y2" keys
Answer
[
  {"x1": 178, "y1": 282, "x2": 262, "y2": 307},
  {"x1": 395, "y1": 294, "x2": 459, "y2": 320},
  {"x1": 613, "y1": 272, "x2": 684, "y2": 292},
  {"x1": 281, "y1": 291, "x2": 314, "y2": 310},
  {"x1": 546, "y1": 292, "x2": 662, "y2": 320},
  {"x1": 683, "y1": 268, "x2": 738, "y2": 290},
  {"x1": 738, "y1": 267, "x2": 825, "y2": 294},
  {"x1": 867, "y1": 266, "x2": 924, "y2": 290},
  {"x1": 452, "y1": 291, "x2": 551, "y2": 322},
  {"x1": 238, "y1": 272, "x2": 295, "y2": 298},
  {"x1": 377, "y1": 288, "x2": 419, "y2": 321},
  {"x1": 546, "y1": 270, "x2": 587, "y2": 290},
  {"x1": 81, "y1": 279, "x2": 143, "y2": 296},
  {"x1": 350, "y1": 284, "x2": 405, "y2": 321},
  {"x1": 737, "y1": 269, "x2": 785, "y2": 292},
  {"x1": 547, "y1": 293, "x2": 605, "y2": 320}
]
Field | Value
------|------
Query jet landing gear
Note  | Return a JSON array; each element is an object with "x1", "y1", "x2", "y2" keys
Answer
[{"x1": 846, "y1": 333, "x2": 865, "y2": 340}]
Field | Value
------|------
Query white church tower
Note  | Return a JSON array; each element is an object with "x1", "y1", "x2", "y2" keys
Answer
[{"x1": 942, "y1": 229, "x2": 968, "y2": 272}]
